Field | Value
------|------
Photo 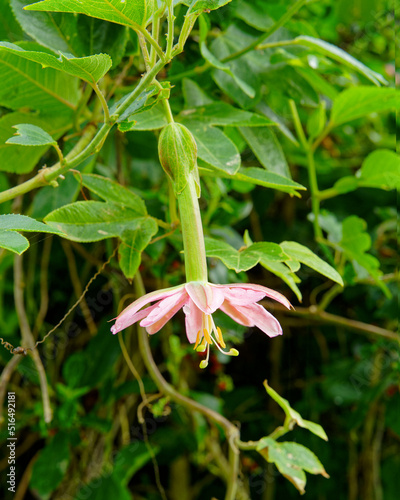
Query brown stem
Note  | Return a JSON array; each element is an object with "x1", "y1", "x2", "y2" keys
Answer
[{"x1": 14, "y1": 255, "x2": 52, "y2": 423}]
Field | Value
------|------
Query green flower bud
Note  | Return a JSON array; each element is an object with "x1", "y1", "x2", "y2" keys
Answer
[{"x1": 158, "y1": 123, "x2": 197, "y2": 195}]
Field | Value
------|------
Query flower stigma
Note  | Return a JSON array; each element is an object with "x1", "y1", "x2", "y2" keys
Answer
[{"x1": 193, "y1": 313, "x2": 239, "y2": 368}]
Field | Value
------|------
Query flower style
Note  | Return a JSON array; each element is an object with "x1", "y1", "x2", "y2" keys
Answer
[{"x1": 111, "y1": 281, "x2": 292, "y2": 368}]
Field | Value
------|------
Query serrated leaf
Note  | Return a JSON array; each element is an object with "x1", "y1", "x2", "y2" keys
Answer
[
  {"x1": 118, "y1": 219, "x2": 158, "y2": 279},
  {"x1": 25, "y1": 0, "x2": 154, "y2": 28},
  {"x1": 330, "y1": 87, "x2": 400, "y2": 127},
  {"x1": 0, "y1": 230, "x2": 29, "y2": 254},
  {"x1": 239, "y1": 127, "x2": 291, "y2": 178},
  {"x1": 257, "y1": 438, "x2": 329, "y2": 494},
  {"x1": 264, "y1": 380, "x2": 328, "y2": 441},
  {"x1": 358, "y1": 149, "x2": 400, "y2": 190},
  {"x1": 280, "y1": 241, "x2": 343, "y2": 286},
  {"x1": 79, "y1": 174, "x2": 147, "y2": 215},
  {"x1": 180, "y1": 102, "x2": 274, "y2": 127},
  {"x1": 6, "y1": 123, "x2": 56, "y2": 147},
  {"x1": 293, "y1": 36, "x2": 387, "y2": 86},
  {"x1": 44, "y1": 201, "x2": 153, "y2": 242},
  {"x1": 0, "y1": 112, "x2": 70, "y2": 174},
  {"x1": 205, "y1": 237, "x2": 287, "y2": 273},
  {"x1": 0, "y1": 214, "x2": 64, "y2": 234},
  {"x1": 187, "y1": 0, "x2": 231, "y2": 14},
  {"x1": 184, "y1": 122, "x2": 241, "y2": 175},
  {"x1": 0, "y1": 44, "x2": 80, "y2": 115},
  {"x1": 0, "y1": 41, "x2": 112, "y2": 84}
]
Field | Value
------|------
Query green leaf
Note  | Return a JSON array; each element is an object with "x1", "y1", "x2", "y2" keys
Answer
[
  {"x1": 330, "y1": 87, "x2": 400, "y2": 127},
  {"x1": 205, "y1": 237, "x2": 287, "y2": 273},
  {"x1": 200, "y1": 165, "x2": 305, "y2": 196},
  {"x1": 257, "y1": 438, "x2": 329, "y2": 494},
  {"x1": 358, "y1": 149, "x2": 400, "y2": 190},
  {"x1": 260, "y1": 260, "x2": 302, "y2": 302},
  {"x1": 306, "y1": 101, "x2": 326, "y2": 140},
  {"x1": 187, "y1": 0, "x2": 232, "y2": 14},
  {"x1": 113, "y1": 441, "x2": 160, "y2": 487},
  {"x1": 280, "y1": 241, "x2": 344, "y2": 286},
  {"x1": 184, "y1": 122, "x2": 241, "y2": 175},
  {"x1": 44, "y1": 201, "x2": 153, "y2": 242},
  {"x1": 335, "y1": 216, "x2": 389, "y2": 296},
  {"x1": 77, "y1": 476, "x2": 131, "y2": 500},
  {"x1": 0, "y1": 230, "x2": 29, "y2": 255},
  {"x1": 210, "y1": 24, "x2": 262, "y2": 108},
  {"x1": 233, "y1": 0, "x2": 275, "y2": 31},
  {"x1": 0, "y1": 41, "x2": 112, "y2": 84},
  {"x1": 0, "y1": 214, "x2": 64, "y2": 234},
  {"x1": 293, "y1": 36, "x2": 387, "y2": 86},
  {"x1": 6, "y1": 123, "x2": 56, "y2": 147},
  {"x1": 0, "y1": 0, "x2": 24, "y2": 42},
  {"x1": 200, "y1": 41, "x2": 255, "y2": 98},
  {"x1": 0, "y1": 112, "x2": 70, "y2": 173},
  {"x1": 182, "y1": 78, "x2": 214, "y2": 107},
  {"x1": 118, "y1": 219, "x2": 158, "y2": 279},
  {"x1": 25, "y1": 0, "x2": 154, "y2": 28},
  {"x1": 116, "y1": 82, "x2": 171, "y2": 126},
  {"x1": 0, "y1": 44, "x2": 80, "y2": 115},
  {"x1": 79, "y1": 174, "x2": 147, "y2": 215},
  {"x1": 180, "y1": 102, "x2": 274, "y2": 127},
  {"x1": 126, "y1": 104, "x2": 169, "y2": 131},
  {"x1": 30, "y1": 432, "x2": 71, "y2": 497},
  {"x1": 264, "y1": 380, "x2": 328, "y2": 441},
  {"x1": 239, "y1": 127, "x2": 291, "y2": 178},
  {"x1": 11, "y1": 0, "x2": 81, "y2": 54}
]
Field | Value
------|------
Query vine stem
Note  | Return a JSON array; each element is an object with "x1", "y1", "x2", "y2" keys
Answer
[{"x1": 134, "y1": 273, "x2": 241, "y2": 500}]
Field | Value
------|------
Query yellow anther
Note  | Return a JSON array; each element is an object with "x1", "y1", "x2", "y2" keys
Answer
[
  {"x1": 199, "y1": 360, "x2": 208, "y2": 369},
  {"x1": 216, "y1": 326, "x2": 226, "y2": 348},
  {"x1": 194, "y1": 330, "x2": 202, "y2": 350},
  {"x1": 203, "y1": 328, "x2": 212, "y2": 345},
  {"x1": 229, "y1": 348, "x2": 239, "y2": 356}
]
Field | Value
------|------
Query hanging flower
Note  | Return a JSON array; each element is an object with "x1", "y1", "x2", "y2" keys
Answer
[{"x1": 111, "y1": 281, "x2": 292, "y2": 368}]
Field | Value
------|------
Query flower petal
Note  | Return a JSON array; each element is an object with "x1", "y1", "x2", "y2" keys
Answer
[
  {"x1": 183, "y1": 298, "x2": 203, "y2": 343},
  {"x1": 140, "y1": 289, "x2": 187, "y2": 328},
  {"x1": 225, "y1": 283, "x2": 292, "y2": 310},
  {"x1": 185, "y1": 282, "x2": 224, "y2": 314},
  {"x1": 111, "y1": 303, "x2": 159, "y2": 334},
  {"x1": 221, "y1": 287, "x2": 266, "y2": 305},
  {"x1": 111, "y1": 284, "x2": 185, "y2": 333},
  {"x1": 238, "y1": 303, "x2": 283, "y2": 337},
  {"x1": 143, "y1": 294, "x2": 188, "y2": 335},
  {"x1": 220, "y1": 301, "x2": 254, "y2": 327}
]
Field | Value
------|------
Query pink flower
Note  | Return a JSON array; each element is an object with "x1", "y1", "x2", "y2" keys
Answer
[{"x1": 111, "y1": 281, "x2": 292, "y2": 368}]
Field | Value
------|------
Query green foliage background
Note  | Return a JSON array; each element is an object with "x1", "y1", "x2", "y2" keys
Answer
[{"x1": 0, "y1": 0, "x2": 398, "y2": 499}]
